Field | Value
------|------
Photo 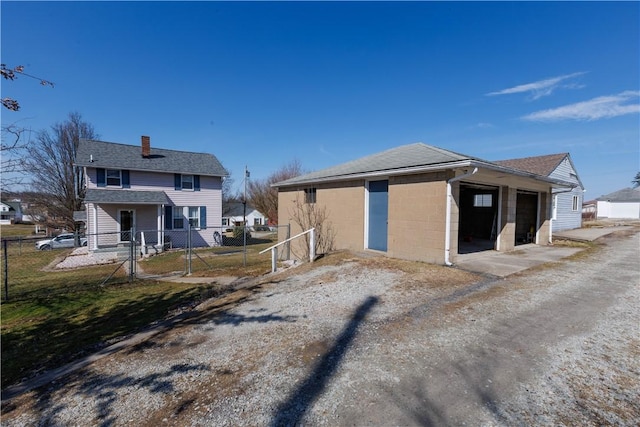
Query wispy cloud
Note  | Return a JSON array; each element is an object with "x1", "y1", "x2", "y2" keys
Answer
[
  {"x1": 486, "y1": 72, "x2": 587, "y2": 100},
  {"x1": 522, "y1": 90, "x2": 640, "y2": 122}
]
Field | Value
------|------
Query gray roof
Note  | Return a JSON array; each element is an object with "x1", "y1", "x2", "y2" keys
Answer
[
  {"x1": 75, "y1": 139, "x2": 228, "y2": 177},
  {"x1": 85, "y1": 189, "x2": 169, "y2": 204},
  {"x1": 597, "y1": 187, "x2": 640, "y2": 202},
  {"x1": 274, "y1": 142, "x2": 572, "y2": 187},
  {"x1": 275, "y1": 143, "x2": 481, "y2": 186},
  {"x1": 223, "y1": 202, "x2": 259, "y2": 217}
]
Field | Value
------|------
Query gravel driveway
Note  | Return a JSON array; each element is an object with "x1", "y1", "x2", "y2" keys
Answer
[{"x1": 2, "y1": 230, "x2": 639, "y2": 426}]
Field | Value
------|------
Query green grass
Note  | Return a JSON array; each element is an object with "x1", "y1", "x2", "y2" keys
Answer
[
  {"x1": 140, "y1": 236, "x2": 280, "y2": 277},
  {"x1": 0, "y1": 241, "x2": 221, "y2": 389},
  {"x1": 0, "y1": 224, "x2": 41, "y2": 238}
]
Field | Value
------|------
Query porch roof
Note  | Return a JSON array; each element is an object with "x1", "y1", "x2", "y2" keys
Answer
[{"x1": 85, "y1": 189, "x2": 169, "y2": 204}]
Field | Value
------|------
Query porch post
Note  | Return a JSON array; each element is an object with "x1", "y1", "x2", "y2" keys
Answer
[
  {"x1": 92, "y1": 204, "x2": 98, "y2": 250},
  {"x1": 157, "y1": 204, "x2": 163, "y2": 248}
]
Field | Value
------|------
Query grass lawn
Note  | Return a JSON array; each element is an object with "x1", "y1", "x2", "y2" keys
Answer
[
  {"x1": 0, "y1": 242, "x2": 221, "y2": 389},
  {"x1": 0, "y1": 224, "x2": 42, "y2": 239}
]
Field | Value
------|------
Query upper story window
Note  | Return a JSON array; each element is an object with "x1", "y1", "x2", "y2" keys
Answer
[
  {"x1": 182, "y1": 174, "x2": 194, "y2": 190},
  {"x1": 305, "y1": 188, "x2": 317, "y2": 204},
  {"x1": 174, "y1": 173, "x2": 200, "y2": 191},
  {"x1": 106, "y1": 169, "x2": 121, "y2": 186},
  {"x1": 96, "y1": 168, "x2": 130, "y2": 188},
  {"x1": 473, "y1": 194, "x2": 492, "y2": 207},
  {"x1": 572, "y1": 195, "x2": 580, "y2": 211}
]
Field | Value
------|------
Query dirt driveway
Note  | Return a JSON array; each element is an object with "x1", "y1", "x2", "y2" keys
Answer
[{"x1": 2, "y1": 230, "x2": 639, "y2": 426}]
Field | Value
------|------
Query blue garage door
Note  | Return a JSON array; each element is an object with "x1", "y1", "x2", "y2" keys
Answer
[{"x1": 368, "y1": 180, "x2": 388, "y2": 251}]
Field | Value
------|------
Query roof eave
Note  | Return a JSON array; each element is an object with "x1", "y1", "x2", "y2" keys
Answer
[
  {"x1": 273, "y1": 160, "x2": 476, "y2": 188},
  {"x1": 274, "y1": 159, "x2": 576, "y2": 189}
]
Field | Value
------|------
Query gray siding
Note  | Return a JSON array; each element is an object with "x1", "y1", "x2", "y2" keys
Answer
[{"x1": 550, "y1": 158, "x2": 583, "y2": 232}]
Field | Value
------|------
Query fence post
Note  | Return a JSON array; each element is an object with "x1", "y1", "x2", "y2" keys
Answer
[
  {"x1": 285, "y1": 224, "x2": 291, "y2": 260},
  {"x1": 3, "y1": 239, "x2": 8, "y2": 300},
  {"x1": 243, "y1": 225, "x2": 247, "y2": 267},
  {"x1": 128, "y1": 227, "x2": 135, "y2": 283},
  {"x1": 271, "y1": 246, "x2": 278, "y2": 273},
  {"x1": 310, "y1": 228, "x2": 315, "y2": 262},
  {"x1": 187, "y1": 222, "x2": 192, "y2": 275}
]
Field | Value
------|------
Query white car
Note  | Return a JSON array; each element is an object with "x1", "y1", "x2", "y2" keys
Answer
[{"x1": 36, "y1": 233, "x2": 88, "y2": 250}]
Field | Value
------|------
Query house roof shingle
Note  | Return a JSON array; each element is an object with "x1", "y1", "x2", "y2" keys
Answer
[
  {"x1": 85, "y1": 189, "x2": 169, "y2": 204},
  {"x1": 75, "y1": 139, "x2": 228, "y2": 177},
  {"x1": 494, "y1": 153, "x2": 568, "y2": 176},
  {"x1": 597, "y1": 187, "x2": 640, "y2": 202}
]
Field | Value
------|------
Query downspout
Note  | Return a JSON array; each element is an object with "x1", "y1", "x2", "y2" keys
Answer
[{"x1": 445, "y1": 167, "x2": 478, "y2": 266}]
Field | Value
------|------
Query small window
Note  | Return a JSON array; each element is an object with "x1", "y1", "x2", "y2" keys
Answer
[
  {"x1": 188, "y1": 206, "x2": 200, "y2": 228},
  {"x1": 572, "y1": 195, "x2": 579, "y2": 212},
  {"x1": 473, "y1": 194, "x2": 492, "y2": 207},
  {"x1": 106, "y1": 169, "x2": 121, "y2": 186},
  {"x1": 222, "y1": 218, "x2": 229, "y2": 226},
  {"x1": 173, "y1": 206, "x2": 184, "y2": 229},
  {"x1": 181, "y1": 174, "x2": 194, "y2": 190},
  {"x1": 304, "y1": 188, "x2": 317, "y2": 204}
]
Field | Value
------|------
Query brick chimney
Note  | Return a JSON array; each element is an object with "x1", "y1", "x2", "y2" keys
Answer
[{"x1": 141, "y1": 135, "x2": 150, "y2": 158}]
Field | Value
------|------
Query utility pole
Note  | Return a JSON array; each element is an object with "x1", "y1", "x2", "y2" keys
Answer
[{"x1": 243, "y1": 165, "x2": 250, "y2": 267}]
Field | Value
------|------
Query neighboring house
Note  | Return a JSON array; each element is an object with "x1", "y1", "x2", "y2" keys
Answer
[
  {"x1": 495, "y1": 153, "x2": 584, "y2": 232},
  {"x1": 582, "y1": 200, "x2": 597, "y2": 221},
  {"x1": 596, "y1": 187, "x2": 640, "y2": 219},
  {"x1": 0, "y1": 201, "x2": 19, "y2": 225},
  {"x1": 275, "y1": 143, "x2": 575, "y2": 265},
  {"x1": 74, "y1": 136, "x2": 227, "y2": 250},
  {"x1": 222, "y1": 202, "x2": 267, "y2": 229}
]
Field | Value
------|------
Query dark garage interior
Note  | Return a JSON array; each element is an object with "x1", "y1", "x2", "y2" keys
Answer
[
  {"x1": 515, "y1": 191, "x2": 538, "y2": 245},
  {"x1": 458, "y1": 183, "x2": 499, "y2": 254}
]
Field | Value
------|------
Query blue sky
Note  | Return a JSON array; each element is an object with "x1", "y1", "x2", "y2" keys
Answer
[{"x1": 2, "y1": 1, "x2": 639, "y2": 199}]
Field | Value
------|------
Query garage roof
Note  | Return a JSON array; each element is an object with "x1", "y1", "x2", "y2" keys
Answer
[{"x1": 274, "y1": 143, "x2": 574, "y2": 188}]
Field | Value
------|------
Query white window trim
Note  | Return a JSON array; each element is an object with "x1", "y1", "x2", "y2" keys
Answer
[
  {"x1": 188, "y1": 206, "x2": 200, "y2": 229},
  {"x1": 572, "y1": 195, "x2": 580, "y2": 212},
  {"x1": 117, "y1": 209, "x2": 136, "y2": 243},
  {"x1": 106, "y1": 169, "x2": 122, "y2": 187},
  {"x1": 181, "y1": 174, "x2": 194, "y2": 191}
]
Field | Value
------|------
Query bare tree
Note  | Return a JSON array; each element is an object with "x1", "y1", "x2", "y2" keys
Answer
[
  {"x1": 248, "y1": 160, "x2": 303, "y2": 224},
  {"x1": 289, "y1": 194, "x2": 335, "y2": 260},
  {"x1": 221, "y1": 170, "x2": 240, "y2": 217},
  {"x1": 1, "y1": 64, "x2": 54, "y2": 111},
  {"x1": 23, "y1": 112, "x2": 98, "y2": 231},
  {"x1": 1, "y1": 123, "x2": 33, "y2": 192}
]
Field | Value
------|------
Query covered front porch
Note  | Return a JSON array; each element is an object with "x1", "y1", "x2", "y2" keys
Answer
[{"x1": 84, "y1": 189, "x2": 169, "y2": 252}]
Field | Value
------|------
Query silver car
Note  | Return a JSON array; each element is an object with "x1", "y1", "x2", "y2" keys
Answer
[{"x1": 36, "y1": 233, "x2": 88, "y2": 250}]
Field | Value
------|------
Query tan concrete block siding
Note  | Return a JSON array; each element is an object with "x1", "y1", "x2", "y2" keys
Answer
[
  {"x1": 499, "y1": 186, "x2": 517, "y2": 252},
  {"x1": 278, "y1": 181, "x2": 365, "y2": 257},
  {"x1": 538, "y1": 191, "x2": 551, "y2": 245},
  {"x1": 388, "y1": 173, "x2": 448, "y2": 264}
]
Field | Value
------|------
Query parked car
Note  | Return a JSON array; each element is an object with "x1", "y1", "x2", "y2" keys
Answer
[{"x1": 35, "y1": 233, "x2": 87, "y2": 250}]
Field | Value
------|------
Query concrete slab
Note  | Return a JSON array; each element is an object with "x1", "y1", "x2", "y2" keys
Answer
[
  {"x1": 553, "y1": 226, "x2": 629, "y2": 242},
  {"x1": 455, "y1": 245, "x2": 583, "y2": 277}
]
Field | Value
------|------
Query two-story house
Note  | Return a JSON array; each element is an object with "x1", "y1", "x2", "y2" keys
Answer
[{"x1": 75, "y1": 136, "x2": 227, "y2": 251}]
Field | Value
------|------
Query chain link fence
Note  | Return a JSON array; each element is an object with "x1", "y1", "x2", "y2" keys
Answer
[{"x1": 1, "y1": 225, "x2": 291, "y2": 301}]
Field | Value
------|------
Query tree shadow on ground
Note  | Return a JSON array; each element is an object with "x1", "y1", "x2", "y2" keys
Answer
[
  {"x1": 1, "y1": 280, "x2": 293, "y2": 401},
  {"x1": 30, "y1": 362, "x2": 210, "y2": 427},
  {"x1": 270, "y1": 295, "x2": 379, "y2": 427}
]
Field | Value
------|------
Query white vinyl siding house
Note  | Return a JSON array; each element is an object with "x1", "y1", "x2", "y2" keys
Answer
[
  {"x1": 76, "y1": 137, "x2": 227, "y2": 251},
  {"x1": 496, "y1": 153, "x2": 583, "y2": 233},
  {"x1": 548, "y1": 158, "x2": 583, "y2": 232}
]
